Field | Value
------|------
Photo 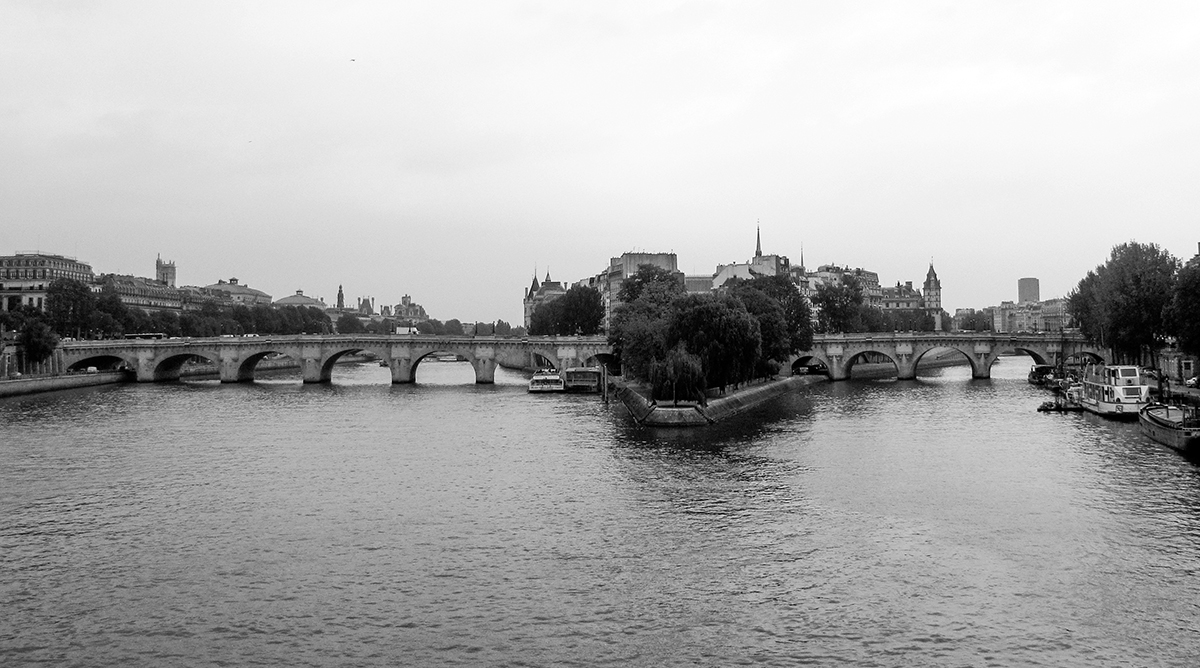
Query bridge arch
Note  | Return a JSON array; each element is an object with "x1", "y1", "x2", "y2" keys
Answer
[
  {"x1": 790, "y1": 354, "x2": 831, "y2": 376},
  {"x1": 529, "y1": 351, "x2": 559, "y2": 369},
  {"x1": 315, "y1": 345, "x2": 393, "y2": 384},
  {"x1": 151, "y1": 352, "x2": 218, "y2": 382},
  {"x1": 843, "y1": 350, "x2": 901, "y2": 380},
  {"x1": 229, "y1": 350, "x2": 301, "y2": 383},
  {"x1": 992, "y1": 346, "x2": 1052, "y2": 366},
  {"x1": 911, "y1": 345, "x2": 981, "y2": 378},
  {"x1": 67, "y1": 354, "x2": 134, "y2": 372},
  {"x1": 1065, "y1": 350, "x2": 1105, "y2": 366},
  {"x1": 405, "y1": 349, "x2": 476, "y2": 382}
]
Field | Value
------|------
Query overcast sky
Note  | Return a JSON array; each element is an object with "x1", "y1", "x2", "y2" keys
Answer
[{"x1": 3, "y1": 1, "x2": 1197, "y2": 322}]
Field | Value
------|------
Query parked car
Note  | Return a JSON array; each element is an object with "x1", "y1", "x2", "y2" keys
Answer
[{"x1": 1187, "y1": 376, "x2": 1198, "y2": 388}]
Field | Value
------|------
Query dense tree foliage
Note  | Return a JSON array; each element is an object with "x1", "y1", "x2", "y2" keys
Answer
[
  {"x1": 956, "y1": 310, "x2": 993, "y2": 332},
  {"x1": 667, "y1": 294, "x2": 762, "y2": 390},
  {"x1": 337, "y1": 313, "x2": 367, "y2": 333},
  {"x1": 18, "y1": 319, "x2": 59, "y2": 364},
  {"x1": 729, "y1": 274, "x2": 814, "y2": 352},
  {"x1": 608, "y1": 274, "x2": 682, "y2": 381},
  {"x1": 812, "y1": 277, "x2": 865, "y2": 333},
  {"x1": 46, "y1": 278, "x2": 96, "y2": 339},
  {"x1": 1169, "y1": 257, "x2": 1200, "y2": 357},
  {"x1": 1068, "y1": 242, "x2": 1179, "y2": 365},
  {"x1": 650, "y1": 344, "x2": 705, "y2": 405},
  {"x1": 529, "y1": 286, "x2": 605, "y2": 335},
  {"x1": 617, "y1": 264, "x2": 684, "y2": 303},
  {"x1": 609, "y1": 265, "x2": 817, "y2": 399}
]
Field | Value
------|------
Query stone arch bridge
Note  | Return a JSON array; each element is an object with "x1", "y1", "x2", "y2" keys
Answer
[
  {"x1": 60, "y1": 335, "x2": 613, "y2": 384},
  {"x1": 791, "y1": 332, "x2": 1104, "y2": 381}
]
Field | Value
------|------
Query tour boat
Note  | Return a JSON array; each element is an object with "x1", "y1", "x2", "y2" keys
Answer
[
  {"x1": 562, "y1": 366, "x2": 603, "y2": 393},
  {"x1": 528, "y1": 368, "x2": 565, "y2": 393},
  {"x1": 1138, "y1": 403, "x2": 1200, "y2": 451},
  {"x1": 1078, "y1": 364, "x2": 1150, "y2": 419}
]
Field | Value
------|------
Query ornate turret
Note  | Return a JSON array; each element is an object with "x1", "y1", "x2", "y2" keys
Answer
[
  {"x1": 155, "y1": 254, "x2": 176, "y2": 288},
  {"x1": 924, "y1": 262, "x2": 943, "y2": 330},
  {"x1": 336, "y1": 285, "x2": 345, "y2": 310},
  {"x1": 923, "y1": 263, "x2": 941, "y2": 310}
]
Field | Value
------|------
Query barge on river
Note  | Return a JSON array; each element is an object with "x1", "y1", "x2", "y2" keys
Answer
[{"x1": 1138, "y1": 403, "x2": 1200, "y2": 450}]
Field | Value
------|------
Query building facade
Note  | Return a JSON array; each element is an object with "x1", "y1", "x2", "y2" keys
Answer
[
  {"x1": 1018, "y1": 277, "x2": 1040, "y2": 304},
  {"x1": 574, "y1": 251, "x2": 681, "y2": 331},
  {"x1": 524, "y1": 272, "x2": 567, "y2": 329},
  {"x1": 0, "y1": 252, "x2": 95, "y2": 311}
]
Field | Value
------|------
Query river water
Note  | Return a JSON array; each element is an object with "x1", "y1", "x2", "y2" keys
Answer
[{"x1": 2, "y1": 358, "x2": 1199, "y2": 667}]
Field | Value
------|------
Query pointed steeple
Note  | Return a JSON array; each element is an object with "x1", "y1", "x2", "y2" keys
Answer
[
  {"x1": 755, "y1": 223, "x2": 762, "y2": 258},
  {"x1": 529, "y1": 274, "x2": 541, "y2": 295}
]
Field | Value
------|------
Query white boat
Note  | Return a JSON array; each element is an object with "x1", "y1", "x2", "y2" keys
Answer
[
  {"x1": 528, "y1": 368, "x2": 564, "y2": 393},
  {"x1": 1138, "y1": 403, "x2": 1200, "y2": 451},
  {"x1": 562, "y1": 366, "x2": 602, "y2": 393},
  {"x1": 1078, "y1": 364, "x2": 1150, "y2": 419}
]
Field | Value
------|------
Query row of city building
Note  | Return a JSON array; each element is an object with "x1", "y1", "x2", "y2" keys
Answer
[
  {"x1": 0, "y1": 251, "x2": 429, "y2": 325},
  {"x1": 524, "y1": 229, "x2": 945, "y2": 330},
  {"x1": 950, "y1": 278, "x2": 1073, "y2": 334},
  {"x1": 523, "y1": 229, "x2": 1084, "y2": 335}
]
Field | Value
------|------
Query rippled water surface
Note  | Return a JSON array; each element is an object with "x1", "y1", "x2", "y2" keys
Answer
[{"x1": 3, "y1": 359, "x2": 1200, "y2": 666}]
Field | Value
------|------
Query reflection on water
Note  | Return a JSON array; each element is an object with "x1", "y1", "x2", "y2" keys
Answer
[{"x1": 3, "y1": 358, "x2": 1200, "y2": 667}]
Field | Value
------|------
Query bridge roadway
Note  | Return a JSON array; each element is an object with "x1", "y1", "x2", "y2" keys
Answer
[{"x1": 59, "y1": 331, "x2": 1102, "y2": 385}]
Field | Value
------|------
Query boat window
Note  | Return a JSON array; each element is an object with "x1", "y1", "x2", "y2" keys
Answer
[
  {"x1": 1123, "y1": 388, "x2": 1142, "y2": 397},
  {"x1": 1120, "y1": 368, "x2": 1138, "y2": 377}
]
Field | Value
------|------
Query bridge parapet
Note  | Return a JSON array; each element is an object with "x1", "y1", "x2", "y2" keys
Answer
[
  {"x1": 795, "y1": 331, "x2": 1102, "y2": 381},
  {"x1": 58, "y1": 334, "x2": 612, "y2": 385}
]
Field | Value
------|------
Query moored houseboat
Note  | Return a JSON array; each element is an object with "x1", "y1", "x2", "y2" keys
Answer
[
  {"x1": 562, "y1": 366, "x2": 602, "y2": 393},
  {"x1": 1079, "y1": 364, "x2": 1150, "y2": 419}
]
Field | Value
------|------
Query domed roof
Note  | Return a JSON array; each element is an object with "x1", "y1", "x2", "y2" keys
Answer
[{"x1": 274, "y1": 289, "x2": 325, "y2": 308}]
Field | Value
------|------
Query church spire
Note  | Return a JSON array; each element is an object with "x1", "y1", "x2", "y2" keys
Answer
[{"x1": 755, "y1": 222, "x2": 762, "y2": 258}]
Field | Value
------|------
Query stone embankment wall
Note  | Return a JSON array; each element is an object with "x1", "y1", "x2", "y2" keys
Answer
[
  {"x1": 0, "y1": 371, "x2": 132, "y2": 398},
  {"x1": 616, "y1": 375, "x2": 823, "y2": 427}
]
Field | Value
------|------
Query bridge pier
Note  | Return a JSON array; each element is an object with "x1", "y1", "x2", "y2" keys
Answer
[
  {"x1": 136, "y1": 355, "x2": 171, "y2": 382},
  {"x1": 827, "y1": 356, "x2": 850, "y2": 381},
  {"x1": 218, "y1": 352, "x2": 253, "y2": 383},
  {"x1": 389, "y1": 357, "x2": 414, "y2": 384},
  {"x1": 894, "y1": 342, "x2": 916, "y2": 380},
  {"x1": 301, "y1": 357, "x2": 326, "y2": 383},
  {"x1": 471, "y1": 357, "x2": 497, "y2": 384}
]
